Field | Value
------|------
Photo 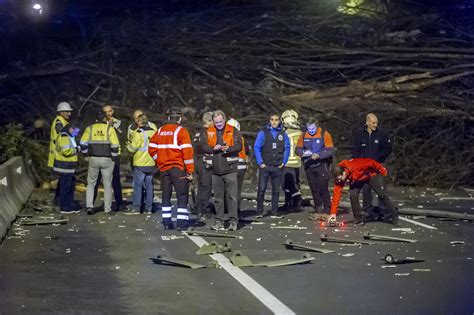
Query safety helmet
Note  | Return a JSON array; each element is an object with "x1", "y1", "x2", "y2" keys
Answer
[
  {"x1": 166, "y1": 107, "x2": 182, "y2": 116},
  {"x1": 282, "y1": 109, "x2": 298, "y2": 128},
  {"x1": 56, "y1": 102, "x2": 73, "y2": 112},
  {"x1": 227, "y1": 118, "x2": 240, "y2": 131}
]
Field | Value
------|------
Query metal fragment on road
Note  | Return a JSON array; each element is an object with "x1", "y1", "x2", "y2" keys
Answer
[
  {"x1": 320, "y1": 233, "x2": 375, "y2": 245},
  {"x1": 413, "y1": 269, "x2": 431, "y2": 272},
  {"x1": 196, "y1": 241, "x2": 231, "y2": 255},
  {"x1": 230, "y1": 251, "x2": 315, "y2": 267},
  {"x1": 363, "y1": 232, "x2": 417, "y2": 243},
  {"x1": 271, "y1": 225, "x2": 307, "y2": 230},
  {"x1": 149, "y1": 255, "x2": 206, "y2": 269},
  {"x1": 185, "y1": 227, "x2": 243, "y2": 239},
  {"x1": 382, "y1": 254, "x2": 425, "y2": 265},
  {"x1": 392, "y1": 228, "x2": 413, "y2": 232},
  {"x1": 284, "y1": 239, "x2": 335, "y2": 254},
  {"x1": 21, "y1": 218, "x2": 69, "y2": 226},
  {"x1": 450, "y1": 241, "x2": 465, "y2": 245},
  {"x1": 395, "y1": 273, "x2": 410, "y2": 276}
]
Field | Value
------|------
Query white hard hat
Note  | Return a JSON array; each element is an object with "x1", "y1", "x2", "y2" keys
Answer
[
  {"x1": 227, "y1": 118, "x2": 240, "y2": 131},
  {"x1": 282, "y1": 109, "x2": 298, "y2": 127},
  {"x1": 56, "y1": 102, "x2": 73, "y2": 112}
]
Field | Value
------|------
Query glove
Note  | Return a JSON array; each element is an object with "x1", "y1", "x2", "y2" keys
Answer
[{"x1": 303, "y1": 150, "x2": 312, "y2": 156}]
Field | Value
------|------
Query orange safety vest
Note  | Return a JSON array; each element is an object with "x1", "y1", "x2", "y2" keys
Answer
[
  {"x1": 238, "y1": 137, "x2": 248, "y2": 170},
  {"x1": 207, "y1": 124, "x2": 235, "y2": 147}
]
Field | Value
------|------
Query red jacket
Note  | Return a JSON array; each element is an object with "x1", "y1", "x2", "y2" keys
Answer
[
  {"x1": 148, "y1": 124, "x2": 195, "y2": 173},
  {"x1": 330, "y1": 158, "x2": 387, "y2": 215}
]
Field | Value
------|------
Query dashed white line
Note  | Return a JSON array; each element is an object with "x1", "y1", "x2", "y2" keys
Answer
[
  {"x1": 186, "y1": 235, "x2": 296, "y2": 315},
  {"x1": 399, "y1": 216, "x2": 438, "y2": 230}
]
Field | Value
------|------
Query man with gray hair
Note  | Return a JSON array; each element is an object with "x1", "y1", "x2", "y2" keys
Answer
[
  {"x1": 192, "y1": 111, "x2": 214, "y2": 217},
  {"x1": 201, "y1": 110, "x2": 242, "y2": 231}
]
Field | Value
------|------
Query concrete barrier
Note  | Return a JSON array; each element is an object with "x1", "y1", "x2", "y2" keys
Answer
[
  {"x1": 0, "y1": 156, "x2": 36, "y2": 241},
  {"x1": 5, "y1": 157, "x2": 35, "y2": 204}
]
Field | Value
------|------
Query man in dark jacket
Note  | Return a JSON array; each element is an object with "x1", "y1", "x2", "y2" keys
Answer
[
  {"x1": 201, "y1": 110, "x2": 242, "y2": 231},
  {"x1": 352, "y1": 113, "x2": 392, "y2": 217},
  {"x1": 254, "y1": 114, "x2": 291, "y2": 217},
  {"x1": 192, "y1": 111, "x2": 214, "y2": 217}
]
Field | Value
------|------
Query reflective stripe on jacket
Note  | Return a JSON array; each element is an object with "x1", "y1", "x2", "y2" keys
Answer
[
  {"x1": 127, "y1": 124, "x2": 157, "y2": 168},
  {"x1": 53, "y1": 132, "x2": 78, "y2": 174},
  {"x1": 148, "y1": 124, "x2": 195, "y2": 173},
  {"x1": 201, "y1": 124, "x2": 242, "y2": 175},
  {"x1": 80, "y1": 122, "x2": 120, "y2": 158},
  {"x1": 48, "y1": 115, "x2": 68, "y2": 168},
  {"x1": 238, "y1": 137, "x2": 248, "y2": 170},
  {"x1": 285, "y1": 128, "x2": 302, "y2": 168}
]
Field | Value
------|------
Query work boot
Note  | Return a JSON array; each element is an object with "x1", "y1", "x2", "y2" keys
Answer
[
  {"x1": 211, "y1": 220, "x2": 224, "y2": 231},
  {"x1": 163, "y1": 220, "x2": 174, "y2": 230},
  {"x1": 228, "y1": 221, "x2": 238, "y2": 231},
  {"x1": 386, "y1": 212, "x2": 399, "y2": 225},
  {"x1": 176, "y1": 220, "x2": 189, "y2": 231},
  {"x1": 86, "y1": 208, "x2": 94, "y2": 215}
]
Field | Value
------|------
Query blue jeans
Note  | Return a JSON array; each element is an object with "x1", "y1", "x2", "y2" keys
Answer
[{"x1": 132, "y1": 168, "x2": 155, "y2": 211}]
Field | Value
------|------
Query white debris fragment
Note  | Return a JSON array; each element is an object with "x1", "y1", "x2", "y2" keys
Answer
[
  {"x1": 395, "y1": 273, "x2": 410, "y2": 276},
  {"x1": 135, "y1": 229, "x2": 143, "y2": 232},
  {"x1": 342, "y1": 253, "x2": 354, "y2": 257},
  {"x1": 256, "y1": 238, "x2": 262, "y2": 241},
  {"x1": 251, "y1": 222, "x2": 264, "y2": 225},
  {"x1": 65, "y1": 248, "x2": 71, "y2": 254},
  {"x1": 413, "y1": 269, "x2": 431, "y2": 272},
  {"x1": 450, "y1": 241, "x2": 465, "y2": 245},
  {"x1": 382, "y1": 265, "x2": 396, "y2": 268},
  {"x1": 118, "y1": 225, "x2": 126, "y2": 228},
  {"x1": 115, "y1": 266, "x2": 120, "y2": 270}
]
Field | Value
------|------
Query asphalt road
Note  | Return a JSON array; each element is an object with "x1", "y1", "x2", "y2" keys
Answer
[{"x1": 0, "y1": 187, "x2": 473, "y2": 314}]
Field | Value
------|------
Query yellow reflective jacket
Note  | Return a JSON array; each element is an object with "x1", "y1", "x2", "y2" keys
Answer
[
  {"x1": 53, "y1": 132, "x2": 78, "y2": 174},
  {"x1": 285, "y1": 128, "x2": 303, "y2": 168},
  {"x1": 127, "y1": 124, "x2": 157, "y2": 167},
  {"x1": 80, "y1": 122, "x2": 120, "y2": 157},
  {"x1": 48, "y1": 115, "x2": 68, "y2": 167}
]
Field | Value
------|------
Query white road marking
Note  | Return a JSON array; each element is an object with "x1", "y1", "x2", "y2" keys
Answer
[
  {"x1": 187, "y1": 235, "x2": 296, "y2": 315},
  {"x1": 399, "y1": 216, "x2": 438, "y2": 230}
]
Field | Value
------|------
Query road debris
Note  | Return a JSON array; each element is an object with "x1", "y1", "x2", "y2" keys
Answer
[
  {"x1": 161, "y1": 235, "x2": 185, "y2": 241},
  {"x1": 230, "y1": 251, "x2": 315, "y2": 267},
  {"x1": 284, "y1": 239, "x2": 335, "y2": 254},
  {"x1": 382, "y1": 254, "x2": 425, "y2": 265},
  {"x1": 196, "y1": 241, "x2": 231, "y2": 255},
  {"x1": 363, "y1": 232, "x2": 418, "y2": 243},
  {"x1": 150, "y1": 255, "x2": 206, "y2": 269},
  {"x1": 21, "y1": 218, "x2": 69, "y2": 226},
  {"x1": 270, "y1": 226, "x2": 307, "y2": 230},
  {"x1": 321, "y1": 233, "x2": 375, "y2": 245},
  {"x1": 185, "y1": 227, "x2": 243, "y2": 239}
]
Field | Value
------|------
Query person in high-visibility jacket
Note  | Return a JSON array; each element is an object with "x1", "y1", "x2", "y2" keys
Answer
[
  {"x1": 295, "y1": 117, "x2": 335, "y2": 214},
  {"x1": 49, "y1": 102, "x2": 73, "y2": 206},
  {"x1": 93, "y1": 104, "x2": 126, "y2": 211},
  {"x1": 53, "y1": 124, "x2": 80, "y2": 214},
  {"x1": 330, "y1": 158, "x2": 398, "y2": 225},
  {"x1": 80, "y1": 111, "x2": 120, "y2": 215},
  {"x1": 227, "y1": 118, "x2": 250, "y2": 216},
  {"x1": 48, "y1": 102, "x2": 73, "y2": 168},
  {"x1": 281, "y1": 109, "x2": 303, "y2": 212},
  {"x1": 201, "y1": 110, "x2": 242, "y2": 231},
  {"x1": 148, "y1": 108, "x2": 194, "y2": 230},
  {"x1": 126, "y1": 114, "x2": 158, "y2": 215}
]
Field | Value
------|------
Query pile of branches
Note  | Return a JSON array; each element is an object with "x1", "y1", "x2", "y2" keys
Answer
[{"x1": 0, "y1": 0, "x2": 473, "y2": 187}]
